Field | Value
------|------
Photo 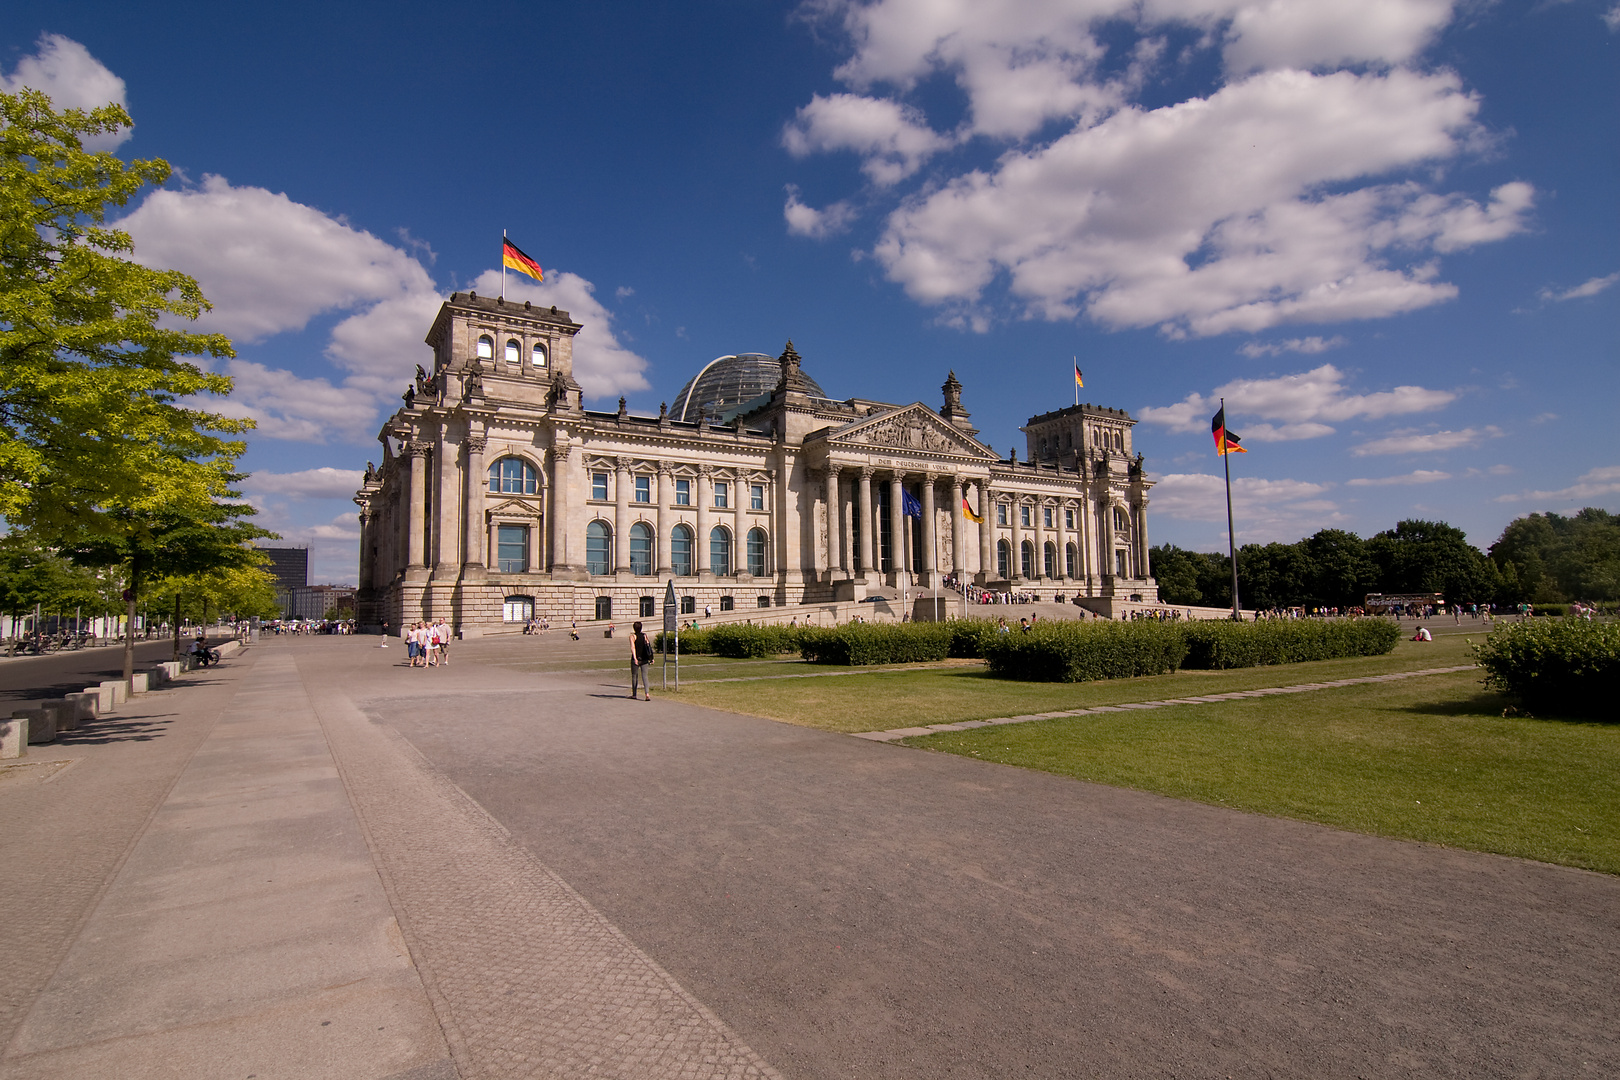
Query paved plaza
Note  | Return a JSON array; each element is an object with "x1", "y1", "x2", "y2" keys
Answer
[{"x1": 1, "y1": 635, "x2": 1616, "y2": 1079}]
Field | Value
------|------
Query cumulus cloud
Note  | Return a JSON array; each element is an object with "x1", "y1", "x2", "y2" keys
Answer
[
  {"x1": 1351, "y1": 425, "x2": 1500, "y2": 456},
  {"x1": 784, "y1": 186, "x2": 859, "y2": 238},
  {"x1": 1538, "y1": 271, "x2": 1619, "y2": 303},
  {"x1": 1606, "y1": 4, "x2": 1620, "y2": 33},
  {"x1": 1151, "y1": 472, "x2": 1345, "y2": 542},
  {"x1": 242, "y1": 467, "x2": 367, "y2": 499},
  {"x1": 1494, "y1": 465, "x2": 1620, "y2": 505},
  {"x1": 0, "y1": 34, "x2": 129, "y2": 149},
  {"x1": 1238, "y1": 335, "x2": 1346, "y2": 357},
  {"x1": 466, "y1": 269, "x2": 649, "y2": 400},
  {"x1": 209, "y1": 360, "x2": 380, "y2": 444},
  {"x1": 1345, "y1": 469, "x2": 1451, "y2": 486},
  {"x1": 790, "y1": 2, "x2": 1530, "y2": 337},
  {"x1": 1139, "y1": 364, "x2": 1454, "y2": 439}
]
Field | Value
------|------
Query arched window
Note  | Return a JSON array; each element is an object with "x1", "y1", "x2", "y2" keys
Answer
[
  {"x1": 710, "y1": 525, "x2": 732, "y2": 576},
  {"x1": 1020, "y1": 540, "x2": 1035, "y2": 579},
  {"x1": 670, "y1": 524, "x2": 694, "y2": 577},
  {"x1": 477, "y1": 334, "x2": 494, "y2": 359},
  {"x1": 746, "y1": 527, "x2": 768, "y2": 576},
  {"x1": 997, "y1": 539, "x2": 1011, "y2": 579},
  {"x1": 585, "y1": 521, "x2": 612, "y2": 576},
  {"x1": 1044, "y1": 541, "x2": 1057, "y2": 579},
  {"x1": 488, "y1": 457, "x2": 539, "y2": 495},
  {"x1": 629, "y1": 522, "x2": 654, "y2": 576},
  {"x1": 1065, "y1": 543, "x2": 1078, "y2": 579},
  {"x1": 504, "y1": 339, "x2": 520, "y2": 364},
  {"x1": 531, "y1": 342, "x2": 548, "y2": 367},
  {"x1": 1114, "y1": 507, "x2": 1130, "y2": 532}
]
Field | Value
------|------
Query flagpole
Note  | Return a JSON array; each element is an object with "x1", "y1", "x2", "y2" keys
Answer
[
  {"x1": 501, "y1": 229, "x2": 507, "y2": 300},
  {"x1": 1073, "y1": 356, "x2": 1079, "y2": 407},
  {"x1": 1221, "y1": 396, "x2": 1241, "y2": 621}
]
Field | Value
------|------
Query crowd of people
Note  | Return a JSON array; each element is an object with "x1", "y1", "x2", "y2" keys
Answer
[
  {"x1": 266, "y1": 619, "x2": 356, "y2": 635},
  {"x1": 390, "y1": 619, "x2": 454, "y2": 668}
]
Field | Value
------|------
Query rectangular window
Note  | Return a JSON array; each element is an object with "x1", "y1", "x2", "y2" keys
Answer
[
  {"x1": 496, "y1": 524, "x2": 529, "y2": 573},
  {"x1": 996, "y1": 503, "x2": 1008, "y2": 526},
  {"x1": 1065, "y1": 508, "x2": 1075, "y2": 529},
  {"x1": 1020, "y1": 505, "x2": 1032, "y2": 528},
  {"x1": 1043, "y1": 507, "x2": 1053, "y2": 528},
  {"x1": 634, "y1": 475, "x2": 651, "y2": 503},
  {"x1": 750, "y1": 484, "x2": 764, "y2": 511},
  {"x1": 591, "y1": 472, "x2": 608, "y2": 501},
  {"x1": 675, "y1": 478, "x2": 691, "y2": 506},
  {"x1": 714, "y1": 481, "x2": 729, "y2": 508}
]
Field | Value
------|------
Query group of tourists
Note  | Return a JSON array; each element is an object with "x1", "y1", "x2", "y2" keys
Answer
[{"x1": 397, "y1": 619, "x2": 453, "y2": 668}]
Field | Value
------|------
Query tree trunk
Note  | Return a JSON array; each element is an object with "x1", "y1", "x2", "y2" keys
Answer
[{"x1": 172, "y1": 592, "x2": 182, "y2": 661}]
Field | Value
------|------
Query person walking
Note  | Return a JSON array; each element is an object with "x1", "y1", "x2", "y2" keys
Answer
[
  {"x1": 629, "y1": 621, "x2": 653, "y2": 700},
  {"x1": 435, "y1": 618, "x2": 452, "y2": 666}
]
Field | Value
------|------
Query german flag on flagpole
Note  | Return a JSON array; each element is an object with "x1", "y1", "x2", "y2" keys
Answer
[
  {"x1": 1211, "y1": 405, "x2": 1247, "y2": 455},
  {"x1": 1073, "y1": 362, "x2": 1084, "y2": 388},
  {"x1": 502, "y1": 236, "x2": 544, "y2": 282},
  {"x1": 963, "y1": 496, "x2": 984, "y2": 524}
]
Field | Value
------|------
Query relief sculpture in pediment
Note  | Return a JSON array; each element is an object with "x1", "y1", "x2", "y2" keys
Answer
[{"x1": 859, "y1": 417, "x2": 959, "y2": 454}]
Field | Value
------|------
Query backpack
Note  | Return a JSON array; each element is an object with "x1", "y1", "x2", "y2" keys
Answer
[{"x1": 634, "y1": 633, "x2": 653, "y2": 665}]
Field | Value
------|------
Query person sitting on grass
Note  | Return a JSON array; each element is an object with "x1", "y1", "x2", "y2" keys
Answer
[{"x1": 1411, "y1": 625, "x2": 1433, "y2": 642}]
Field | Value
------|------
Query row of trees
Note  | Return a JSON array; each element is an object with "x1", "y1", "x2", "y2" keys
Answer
[
  {"x1": 1152, "y1": 510, "x2": 1620, "y2": 611},
  {"x1": 2, "y1": 89, "x2": 278, "y2": 675}
]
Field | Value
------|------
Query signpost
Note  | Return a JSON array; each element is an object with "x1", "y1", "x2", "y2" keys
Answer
[{"x1": 662, "y1": 579, "x2": 678, "y2": 690}]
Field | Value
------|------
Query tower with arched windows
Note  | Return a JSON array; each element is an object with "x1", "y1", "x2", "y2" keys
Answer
[{"x1": 354, "y1": 294, "x2": 1156, "y2": 634}]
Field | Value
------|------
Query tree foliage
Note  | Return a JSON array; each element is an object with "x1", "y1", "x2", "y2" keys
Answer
[
  {"x1": 0, "y1": 88, "x2": 250, "y2": 530},
  {"x1": 1489, "y1": 509, "x2": 1620, "y2": 603}
]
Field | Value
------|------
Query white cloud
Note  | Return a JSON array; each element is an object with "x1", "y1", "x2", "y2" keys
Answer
[
  {"x1": 1351, "y1": 425, "x2": 1500, "y2": 456},
  {"x1": 211, "y1": 360, "x2": 382, "y2": 444},
  {"x1": 121, "y1": 175, "x2": 437, "y2": 342},
  {"x1": 1538, "y1": 271, "x2": 1619, "y2": 303},
  {"x1": 1139, "y1": 364, "x2": 1454, "y2": 438},
  {"x1": 616, "y1": 285, "x2": 635, "y2": 299},
  {"x1": 1151, "y1": 472, "x2": 1346, "y2": 542},
  {"x1": 242, "y1": 467, "x2": 366, "y2": 499},
  {"x1": 467, "y1": 269, "x2": 649, "y2": 400},
  {"x1": 783, "y1": 93, "x2": 952, "y2": 186},
  {"x1": 792, "y1": 3, "x2": 1530, "y2": 337},
  {"x1": 1605, "y1": 3, "x2": 1620, "y2": 33},
  {"x1": 0, "y1": 34, "x2": 129, "y2": 149},
  {"x1": 1345, "y1": 469, "x2": 1451, "y2": 486},
  {"x1": 1239, "y1": 335, "x2": 1346, "y2": 357},
  {"x1": 1494, "y1": 466, "x2": 1620, "y2": 505},
  {"x1": 784, "y1": 186, "x2": 859, "y2": 238}
]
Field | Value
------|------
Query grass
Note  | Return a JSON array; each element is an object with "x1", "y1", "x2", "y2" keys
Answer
[
  {"x1": 904, "y1": 670, "x2": 1620, "y2": 875},
  {"x1": 673, "y1": 627, "x2": 1481, "y2": 733}
]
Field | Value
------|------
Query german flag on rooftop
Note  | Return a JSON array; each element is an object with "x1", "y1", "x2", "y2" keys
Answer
[{"x1": 502, "y1": 237, "x2": 544, "y2": 282}]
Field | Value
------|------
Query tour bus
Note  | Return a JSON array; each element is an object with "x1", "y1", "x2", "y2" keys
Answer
[{"x1": 1363, "y1": 593, "x2": 1446, "y2": 616}]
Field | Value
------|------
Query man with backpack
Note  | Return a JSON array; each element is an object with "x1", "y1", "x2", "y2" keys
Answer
[{"x1": 629, "y1": 621, "x2": 653, "y2": 701}]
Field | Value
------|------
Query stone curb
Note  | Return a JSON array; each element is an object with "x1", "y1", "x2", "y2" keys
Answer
[{"x1": 850, "y1": 664, "x2": 1478, "y2": 742}]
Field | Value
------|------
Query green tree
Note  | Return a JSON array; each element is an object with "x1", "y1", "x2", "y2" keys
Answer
[
  {"x1": 1367, "y1": 519, "x2": 1500, "y2": 604},
  {"x1": 1, "y1": 88, "x2": 250, "y2": 531},
  {"x1": 1301, "y1": 529, "x2": 1378, "y2": 609},
  {"x1": 1149, "y1": 544, "x2": 1204, "y2": 605},
  {"x1": 1490, "y1": 509, "x2": 1620, "y2": 603}
]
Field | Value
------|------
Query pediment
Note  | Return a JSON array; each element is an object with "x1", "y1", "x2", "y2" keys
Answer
[
  {"x1": 486, "y1": 497, "x2": 542, "y2": 516},
  {"x1": 821, "y1": 404, "x2": 997, "y2": 461}
]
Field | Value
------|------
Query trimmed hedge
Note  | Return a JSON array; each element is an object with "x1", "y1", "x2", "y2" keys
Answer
[
  {"x1": 799, "y1": 622, "x2": 960, "y2": 665},
  {"x1": 653, "y1": 628, "x2": 713, "y2": 654},
  {"x1": 708, "y1": 623, "x2": 807, "y2": 658},
  {"x1": 1473, "y1": 617, "x2": 1620, "y2": 719},
  {"x1": 1179, "y1": 618, "x2": 1400, "y2": 669},
  {"x1": 980, "y1": 621, "x2": 1188, "y2": 682}
]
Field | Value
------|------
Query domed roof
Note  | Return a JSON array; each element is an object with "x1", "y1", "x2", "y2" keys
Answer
[{"x1": 669, "y1": 352, "x2": 826, "y2": 423}]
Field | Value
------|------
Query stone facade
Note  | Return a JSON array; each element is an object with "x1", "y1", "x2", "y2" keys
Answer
[{"x1": 354, "y1": 293, "x2": 1156, "y2": 634}]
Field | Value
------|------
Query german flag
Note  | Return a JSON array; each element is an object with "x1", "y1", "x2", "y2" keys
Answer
[
  {"x1": 502, "y1": 237, "x2": 544, "y2": 282},
  {"x1": 1074, "y1": 363, "x2": 1084, "y2": 388},
  {"x1": 963, "y1": 496, "x2": 984, "y2": 524},
  {"x1": 1212, "y1": 406, "x2": 1247, "y2": 455}
]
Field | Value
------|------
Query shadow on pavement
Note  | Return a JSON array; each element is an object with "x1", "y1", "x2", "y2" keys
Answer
[{"x1": 58, "y1": 715, "x2": 177, "y2": 744}]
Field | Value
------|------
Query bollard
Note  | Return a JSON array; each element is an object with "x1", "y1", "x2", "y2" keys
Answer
[
  {"x1": 45, "y1": 700, "x2": 78, "y2": 733},
  {"x1": 0, "y1": 717, "x2": 25, "y2": 759},
  {"x1": 64, "y1": 692, "x2": 97, "y2": 723},
  {"x1": 14, "y1": 707, "x2": 55, "y2": 744},
  {"x1": 100, "y1": 680, "x2": 128, "y2": 705},
  {"x1": 84, "y1": 684, "x2": 114, "y2": 714},
  {"x1": 129, "y1": 672, "x2": 150, "y2": 695}
]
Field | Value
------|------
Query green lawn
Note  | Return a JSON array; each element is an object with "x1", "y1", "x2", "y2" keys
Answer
[{"x1": 905, "y1": 670, "x2": 1620, "y2": 874}]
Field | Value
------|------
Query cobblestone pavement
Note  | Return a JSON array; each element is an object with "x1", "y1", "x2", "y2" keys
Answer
[
  {"x1": 852, "y1": 664, "x2": 1478, "y2": 740},
  {"x1": 312, "y1": 664, "x2": 784, "y2": 1080}
]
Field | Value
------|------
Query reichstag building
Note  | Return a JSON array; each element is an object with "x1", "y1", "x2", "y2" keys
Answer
[{"x1": 354, "y1": 292, "x2": 1158, "y2": 634}]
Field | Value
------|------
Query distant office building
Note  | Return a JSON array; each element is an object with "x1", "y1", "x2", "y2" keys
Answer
[
  {"x1": 277, "y1": 585, "x2": 356, "y2": 621},
  {"x1": 261, "y1": 546, "x2": 310, "y2": 590}
]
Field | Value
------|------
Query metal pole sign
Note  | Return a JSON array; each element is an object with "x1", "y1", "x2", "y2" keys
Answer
[{"x1": 662, "y1": 579, "x2": 678, "y2": 690}]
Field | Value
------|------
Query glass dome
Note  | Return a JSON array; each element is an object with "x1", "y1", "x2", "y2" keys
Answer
[{"x1": 669, "y1": 353, "x2": 826, "y2": 423}]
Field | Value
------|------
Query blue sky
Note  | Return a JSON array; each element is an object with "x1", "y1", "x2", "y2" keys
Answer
[{"x1": 5, "y1": 1, "x2": 1616, "y2": 584}]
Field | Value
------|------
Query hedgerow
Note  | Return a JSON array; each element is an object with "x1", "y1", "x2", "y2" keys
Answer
[
  {"x1": 1472, "y1": 617, "x2": 1619, "y2": 719},
  {"x1": 707, "y1": 623, "x2": 807, "y2": 658},
  {"x1": 979, "y1": 621, "x2": 1188, "y2": 682},
  {"x1": 653, "y1": 628, "x2": 713, "y2": 654},
  {"x1": 798, "y1": 622, "x2": 959, "y2": 665},
  {"x1": 1179, "y1": 618, "x2": 1400, "y2": 669}
]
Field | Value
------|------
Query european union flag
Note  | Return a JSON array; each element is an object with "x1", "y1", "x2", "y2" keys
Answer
[{"x1": 901, "y1": 490, "x2": 923, "y2": 518}]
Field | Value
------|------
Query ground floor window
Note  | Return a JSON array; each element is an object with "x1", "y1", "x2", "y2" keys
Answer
[
  {"x1": 496, "y1": 525, "x2": 530, "y2": 573},
  {"x1": 639, "y1": 595, "x2": 655, "y2": 617},
  {"x1": 719, "y1": 595, "x2": 735, "y2": 611},
  {"x1": 594, "y1": 595, "x2": 612, "y2": 620},
  {"x1": 680, "y1": 595, "x2": 695, "y2": 615},
  {"x1": 1115, "y1": 549, "x2": 1127, "y2": 577},
  {"x1": 503, "y1": 595, "x2": 534, "y2": 623},
  {"x1": 1020, "y1": 540, "x2": 1035, "y2": 579},
  {"x1": 1044, "y1": 542, "x2": 1057, "y2": 579},
  {"x1": 1066, "y1": 543, "x2": 1078, "y2": 578},
  {"x1": 756, "y1": 596, "x2": 771, "y2": 608},
  {"x1": 997, "y1": 539, "x2": 1010, "y2": 579}
]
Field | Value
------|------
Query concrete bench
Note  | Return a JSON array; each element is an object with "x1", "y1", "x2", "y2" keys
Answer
[{"x1": 0, "y1": 716, "x2": 25, "y2": 759}]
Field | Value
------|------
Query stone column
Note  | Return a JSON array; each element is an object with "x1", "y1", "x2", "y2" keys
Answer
[
  {"x1": 462, "y1": 436, "x2": 486, "y2": 572},
  {"x1": 857, "y1": 467, "x2": 874, "y2": 579},
  {"x1": 921, "y1": 473, "x2": 937, "y2": 583},
  {"x1": 434, "y1": 429, "x2": 459, "y2": 574},
  {"x1": 357, "y1": 508, "x2": 374, "y2": 590},
  {"x1": 1009, "y1": 493, "x2": 1024, "y2": 581},
  {"x1": 888, "y1": 474, "x2": 905, "y2": 582},
  {"x1": 949, "y1": 476, "x2": 965, "y2": 578},
  {"x1": 655, "y1": 464, "x2": 673, "y2": 576},
  {"x1": 1101, "y1": 497, "x2": 1116, "y2": 580},
  {"x1": 696, "y1": 466, "x2": 712, "y2": 576},
  {"x1": 1054, "y1": 498, "x2": 1068, "y2": 580},
  {"x1": 1136, "y1": 496, "x2": 1150, "y2": 580},
  {"x1": 406, "y1": 445, "x2": 428, "y2": 574},
  {"x1": 978, "y1": 480, "x2": 994, "y2": 582},
  {"x1": 1032, "y1": 497, "x2": 1046, "y2": 580},
  {"x1": 613, "y1": 456, "x2": 631, "y2": 573},
  {"x1": 550, "y1": 441, "x2": 573, "y2": 572},
  {"x1": 824, "y1": 465, "x2": 841, "y2": 579}
]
